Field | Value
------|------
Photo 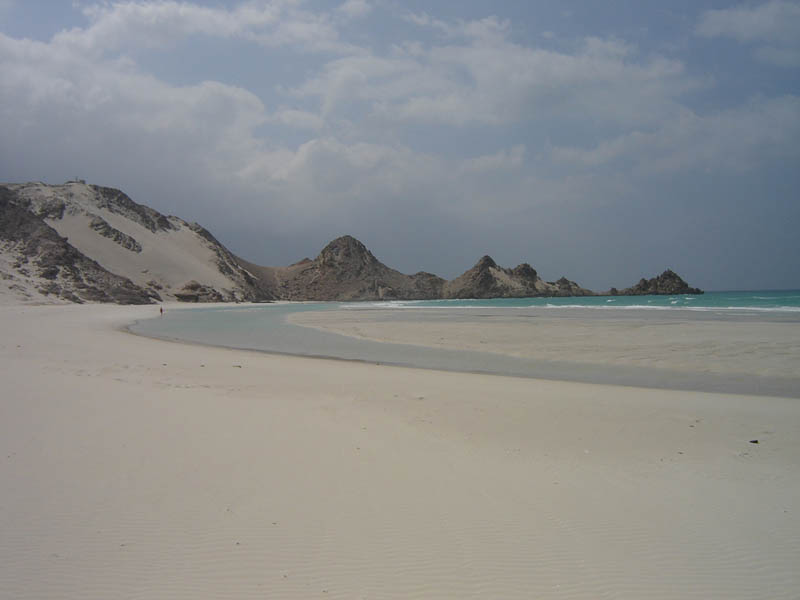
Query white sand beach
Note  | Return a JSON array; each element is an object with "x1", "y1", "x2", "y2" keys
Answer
[
  {"x1": 2, "y1": 302, "x2": 799, "y2": 599},
  {"x1": 290, "y1": 306, "x2": 800, "y2": 380}
]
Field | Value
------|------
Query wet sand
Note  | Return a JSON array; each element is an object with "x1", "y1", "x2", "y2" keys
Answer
[{"x1": 290, "y1": 305, "x2": 800, "y2": 397}]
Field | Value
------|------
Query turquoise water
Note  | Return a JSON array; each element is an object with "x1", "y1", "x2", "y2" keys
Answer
[{"x1": 344, "y1": 290, "x2": 800, "y2": 313}]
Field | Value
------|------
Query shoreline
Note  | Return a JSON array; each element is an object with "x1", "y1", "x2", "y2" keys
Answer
[
  {"x1": 130, "y1": 302, "x2": 800, "y2": 398},
  {"x1": 2, "y1": 303, "x2": 799, "y2": 598},
  {"x1": 130, "y1": 324, "x2": 800, "y2": 398}
]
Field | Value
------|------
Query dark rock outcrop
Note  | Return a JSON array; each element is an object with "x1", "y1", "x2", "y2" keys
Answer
[
  {"x1": 89, "y1": 216, "x2": 142, "y2": 252},
  {"x1": 173, "y1": 280, "x2": 224, "y2": 302},
  {"x1": 92, "y1": 186, "x2": 176, "y2": 233},
  {"x1": 611, "y1": 269, "x2": 703, "y2": 296}
]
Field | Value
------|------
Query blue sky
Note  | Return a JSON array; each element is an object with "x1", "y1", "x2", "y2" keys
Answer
[{"x1": 1, "y1": 1, "x2": 798, "y2": 290}]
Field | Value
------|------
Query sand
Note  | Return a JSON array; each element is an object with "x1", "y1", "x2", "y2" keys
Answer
[
  {"x1": 289, "y1": 306, "x2": 800, "y2": 381},
  {"x1": 2, "y1": 302, "x2": 799, "y2": 599},
  {"x1": 0, "y1": 182, "x2": 257, "y2": 304}
]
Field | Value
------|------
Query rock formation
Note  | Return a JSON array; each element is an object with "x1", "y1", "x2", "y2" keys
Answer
[
  {"x1": 609, "y1": 269, "x2": 703, "y2": 296},
  {"x1": 173, "y1": 280, "x2": 225, "y2": 302},
  {"x1": 89, "y1": 216, "x2": 143, "y2": 253},
  {"x1": 241, "y1": 235, "x2": 446, "y2": 301},
  {"x1": 1, "y1": 181, "x2": 703, "y2": 304},
  {"x1": 443, "y1": 255, "x2": 594, "y2": 299}
]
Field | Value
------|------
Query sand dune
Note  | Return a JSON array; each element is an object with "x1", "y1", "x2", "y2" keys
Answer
[
  {"x1": 1, "y1": 303, "x2": 799, "y2": 598},
  {"x1": 0, "y1": 182, "x2": 268, "y2": 304}
]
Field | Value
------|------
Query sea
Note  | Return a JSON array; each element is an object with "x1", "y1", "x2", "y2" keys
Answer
[
  {"x1": 129, "y1": 290, "x2": 800, "y2": 397},
  {"x1": 343, "y1": 289, "x2": 800, "y2": 313}
]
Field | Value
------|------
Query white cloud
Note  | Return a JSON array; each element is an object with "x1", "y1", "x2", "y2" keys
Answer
[
  {"x1": 269, "y1": 108, "x2": 325, "y2": 130},
  {"x1": 403, "y1": 12, "x2": 448, "y2": 33},
  {"x1": 226, "y1": 135, "x2": 455, "y2": 232},
  {"x1": 0, "y1": 31, "x2": 445, "y2": 225},
  {"x1": 51, "y1": 1, "x2": 358, "y2": 56},
  {"x1": 551, "y1": 96, "x2": 800, "y2": 174},
  {"x1": 461, "y1": 146, "x2": 525, "y2": 174},
  {"x1": 405, "y1": 12, "x2": 510, "y2": 43},
  {"x1": 2, "y1": 4, "x2": 790, "y2": 201},
  {"x1": 696, "y1": 0, "x2": 800, "y2": 42},
  {"x1": 458, "y1": 16, "x2": 511, "y2": 43},
  {"x1": 696, "y1": 0, "x2": 800, "y2": 66},
  {"x1": 294, "y1": 26, "x2": 695, "y2": 128},
  {"x1": 0, "y1": 29, "x2": 268, "y2": 184},
  {"x1": 338, "y1": 0, "x2": 371, "y2": 20}
]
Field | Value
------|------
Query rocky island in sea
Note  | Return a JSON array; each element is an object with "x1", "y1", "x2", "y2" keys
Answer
[
  {"x1": 606, "y1": 269, "x2": 703, "y2": 296},
  {"x1": 0, "y1": 181, "x2": 702, "y2": 304}
]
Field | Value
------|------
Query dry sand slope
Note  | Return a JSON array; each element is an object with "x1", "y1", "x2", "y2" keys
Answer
[{"x1": 1, "y1": 303, "x2": 799, "y2": 599}]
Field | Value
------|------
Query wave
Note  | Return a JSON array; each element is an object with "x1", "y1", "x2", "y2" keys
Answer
[
  {"x1": 541, "y1": 304, "x2": 800, "y2": 313},
  {"x1": 334, "y1": 298, "x2": 800, "y2": 314}
]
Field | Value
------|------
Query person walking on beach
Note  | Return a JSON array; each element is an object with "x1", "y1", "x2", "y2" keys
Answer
[{"x1": 160, "y1": 306, "x2": 164, "y2": 316}]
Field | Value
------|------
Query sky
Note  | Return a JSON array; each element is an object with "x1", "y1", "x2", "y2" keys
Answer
[{"x1": 1, "y1": 1, "x2": 798, "y2": 290}]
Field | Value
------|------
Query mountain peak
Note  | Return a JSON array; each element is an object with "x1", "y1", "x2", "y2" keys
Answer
[
  {"x1": 474, "y1": 255, "x2": 497, "y2": 270},
  {"x1": 318, "y1": 235, "x2": 378, "y2": 268},
  {"x1": 512, "y1": 263, "x2": 538, "y2": 280},
  {"x1": 269, "y1": 234, "x2": 443, "y2": 301}
]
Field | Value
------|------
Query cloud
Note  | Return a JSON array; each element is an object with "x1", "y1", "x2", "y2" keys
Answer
[
  {"x1": 404, "y1": 12, "x2": 510, "y2": 43},
  {"x1": 551, "y1": 96, "x2": 800, "y2": 174},
  {"x1": 338, "y1": 0, "x2": 371, "y2": 20},
  {"x1": 293, "y1": 26, "x2": 695, "y2": 130},
  {"x1": 0, "y1": 29, "x2": 269, "y2": 193},
  {"x1": 1, "y1": 5, "x2": 794, "y2": 197},
  {"x1": 269, "y1": 108, "x2": 325, "y2": 130},
  {"x1": 696, "y1": 0, "x2": 800, "y2": 42},
  {"x1": 52, "y1": 1, "x2": 359, "y2": 56},
  {"x1": 0, "y1": 2, "x2": 798, "y2": 287},
  {"x1": 696, "y1": 0, "x2": 800, "y2": 66},
  {"x1": 461, "y1": 145, "x2": 526, "y2": 174}
]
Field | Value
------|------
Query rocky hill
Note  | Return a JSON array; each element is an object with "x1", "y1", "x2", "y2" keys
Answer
[
  {"x1": 609, "y1": 269, "x2": 704, "y2": 296},
  {"x1": 242, "y1": 238, "x2": 598, "y2": 302},
  {"x1": 0, "y1": 189, "x2": 156, "y2": 304},
  {"x1": 0, "y1": 182, "x2": 272, "y2": 304},
  {"x1": 1, "y1": 181, "x2": 703, "y2": 304},
  {"x1": 443, "y1": 255, "x2": 594, "y2": 299},
  {"x1": 240, "y1": 235, "x2": 446, "y2": 301}
]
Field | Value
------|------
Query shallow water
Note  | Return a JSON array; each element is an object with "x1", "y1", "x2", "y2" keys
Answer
[{"x1": 130, "y1": 299, "x2": 800, "y2": 397}]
